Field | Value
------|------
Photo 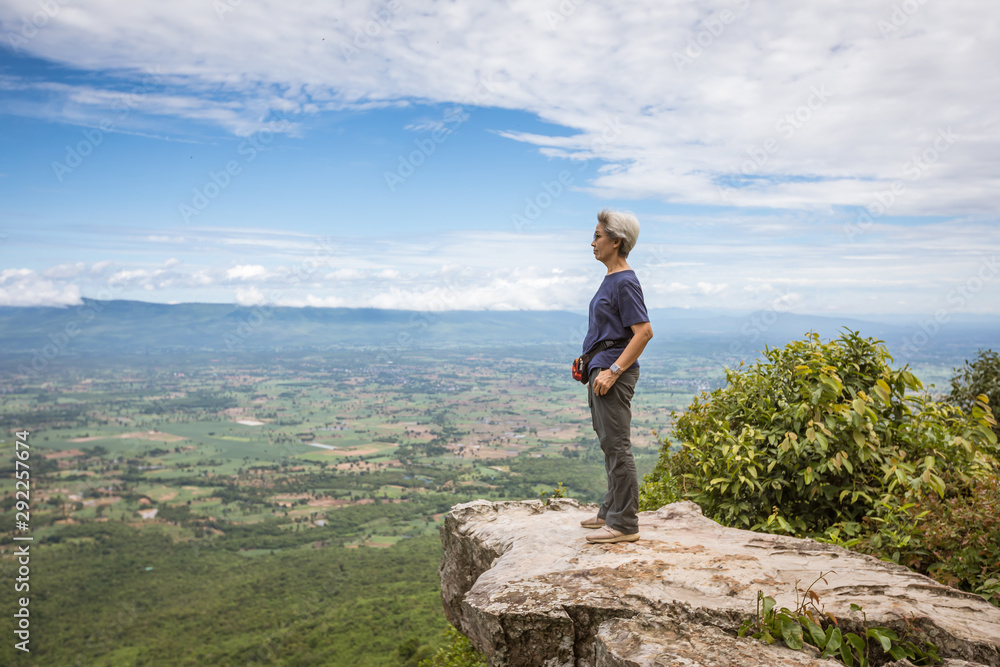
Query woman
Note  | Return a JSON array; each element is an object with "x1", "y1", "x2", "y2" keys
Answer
[{"x1": 579, "y1": 209, "x2": 653, "y2": 544}]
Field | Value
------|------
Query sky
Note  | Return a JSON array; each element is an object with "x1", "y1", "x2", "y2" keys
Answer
[{"x1": 0, "y1": 0, "x2": 998, "y2": 317}]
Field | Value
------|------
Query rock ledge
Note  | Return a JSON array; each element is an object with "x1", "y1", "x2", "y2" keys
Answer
[{"x1": 439, "y1": 499, "x2": 1000, "y2": 667}]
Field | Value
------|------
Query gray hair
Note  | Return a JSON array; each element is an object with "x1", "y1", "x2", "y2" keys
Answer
[{"x1": 597, "y1": 208, "x2": 640, "y2": 257}]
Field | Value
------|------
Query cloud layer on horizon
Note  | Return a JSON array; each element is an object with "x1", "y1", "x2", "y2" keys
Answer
[{"x1": 3, "y1": 222, "x2": 998, "y2": 316}]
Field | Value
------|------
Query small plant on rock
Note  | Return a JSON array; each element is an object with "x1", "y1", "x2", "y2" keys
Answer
[
  {"x1": 739, "y1": 572, "x2": 941, "y2": 666},
  {"x1": 540, "y1": 481, "x2": 567, "y2": 506}
]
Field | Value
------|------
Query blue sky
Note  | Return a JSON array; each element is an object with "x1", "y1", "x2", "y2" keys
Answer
[{"x1": 1, "y1": 0, "x2": 998, "y2": 317}]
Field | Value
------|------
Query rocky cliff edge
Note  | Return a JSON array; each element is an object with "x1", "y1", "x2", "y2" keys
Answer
[{"x1": 439, "y1": 498, "x2": 1000, "y2": 667}]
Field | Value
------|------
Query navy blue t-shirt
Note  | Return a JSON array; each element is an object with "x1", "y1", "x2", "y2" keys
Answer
[{"x1": 582, "y1": 269, "x2": 649, "y2": 375}]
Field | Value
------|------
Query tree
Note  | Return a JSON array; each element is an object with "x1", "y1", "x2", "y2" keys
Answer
[
  {"x1": 949, "y1": 349, "x2": 1000, "y2": 437},
  {"x1": 640, "y1": 331, "x2": 998, "y2": 539}
]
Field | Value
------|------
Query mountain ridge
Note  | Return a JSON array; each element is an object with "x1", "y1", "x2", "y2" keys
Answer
[{"x1": 0, "y1": 299, "x2": 996, "y2": 361}]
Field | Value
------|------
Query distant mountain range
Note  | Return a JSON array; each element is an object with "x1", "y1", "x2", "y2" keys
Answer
[{"x1": 0, "y1": 299, "x2": 996, "y2": 364}]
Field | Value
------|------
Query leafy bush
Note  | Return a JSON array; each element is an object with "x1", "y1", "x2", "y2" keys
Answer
[
  {"x1": 949, "y1": 349, "x2": 1000, "y2": 438},
  {"x1": 640, "y1": 331, "x2": 998, "y2": 540},
  {"x1": 418, "y1": 626, "x2": 487, "y2": 667},
  {"x1": 852, "y1": 472, "x2": 1000, "y2": 605}
]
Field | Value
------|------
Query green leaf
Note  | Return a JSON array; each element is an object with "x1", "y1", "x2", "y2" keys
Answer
[
  {"x1": 874, "y1": 379, "x2": 891, "y2": 402},
  {"x1": 845, "y1": 632, "x2": 866, "y2": 657},
  {"x1": 852, "y1": 397, "x2": 866, "y2": 415},
  {"x1": 866, "y1": 628, "x2": 892, "y2": 651},
  {"x1": 929, "y1": 472, "x2": 946, "y2": 498},
  {"x1": 879, "y1": 627, "x2": 898, "y2": 642},
  {"x1": 780, "y1": 617, "x2": 803, "y2": 650},
  {"x1": 852, "y1": 430, "x2": 866, "y2": 447},
  {"x1": 900, "y1": 370, "x2": 922, "y2": 389},
  {"x1": 821, "y1": 627, "x2": 842, "y2": 657},
  {"x1": 840, "y1": 642, "x2": 854, "y2": 667},
  {"x1": 761, "y1": 596, "x2": 776, "y2": 618},
  {"x1": 800, "y1": 616, "x2": 826, "y2": 647},
  {"x1": 815, "y1": 432, "x2": 829, "y2": 451}
]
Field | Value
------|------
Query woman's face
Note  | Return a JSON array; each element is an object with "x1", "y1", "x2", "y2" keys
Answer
[{"x1": 591, "y1": 222, "x2": 619, "y2": 263}]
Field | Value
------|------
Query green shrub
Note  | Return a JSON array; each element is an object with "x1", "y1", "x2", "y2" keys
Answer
[
  {"x1": 640, "y1": 331, "x2": 998, "y2": 539},
  {"x1": 418, "y1": 626, "x2": 487, "y2": 667},
  {"x1": 852, "y1": 472, "x2": 1000, "y2": 605},
  {"x1": 949, "y1": 349, "x2": 1000, "y2": 438}
]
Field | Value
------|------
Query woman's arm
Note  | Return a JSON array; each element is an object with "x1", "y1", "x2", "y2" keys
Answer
[
  {"x1": 591, "y1": 321, "x2": 653, "y2": 396},
  {"x1": 614, "y1": 321, "x2": 653, "y2": 372}
]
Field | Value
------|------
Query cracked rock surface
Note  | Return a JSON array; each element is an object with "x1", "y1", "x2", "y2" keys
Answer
[{"x1": 439, "y1": 499, "x2": 1000, "y2": 667}]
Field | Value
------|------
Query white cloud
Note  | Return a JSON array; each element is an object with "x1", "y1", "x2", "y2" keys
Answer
[
  {"x1": 696, "y1": 282, "x2": 728, "y2": 296},
  {"x1": 42, "y1": 262, "x2": 87, "y2": 279},
  {"x1": 234, "y1": 286, "x2": 267, "y2": 306},
  {"x1": 226, "y1": 264, "x2": 268, "y2": 280},
  {"x1": 326, "y1": 268, "x2": 362, "y2": 280},
  {"x1": 190, "y1": 269, "x2": 214, "y2": 286},
  {"x1": 655, "y1": 282, "x2": 692, "y2": 294},
  {"x1": 1, "y1": 0, "x2": 996, "y2": 214},
  {"x1": 303, "y1": 294, "x2": 347, "y2": 308},
  {"x1": 0, "y1": 268, "x2": 82, "y2": 306},
  {"x1": 109, "y1": 269, "x2": 150, "y2": 286}
]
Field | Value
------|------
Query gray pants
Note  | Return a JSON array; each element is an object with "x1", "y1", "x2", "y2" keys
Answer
[{"x1": 587, "y1": 366, "x2": 640, "y2": 534}]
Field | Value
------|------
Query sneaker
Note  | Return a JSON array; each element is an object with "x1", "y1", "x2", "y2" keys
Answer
[
  {"x1": 580, "y1": 515, "x2": 605, "y2": 529},
  {"x1": 585, "y1": 526, "x2": 640, "y2": 544}
]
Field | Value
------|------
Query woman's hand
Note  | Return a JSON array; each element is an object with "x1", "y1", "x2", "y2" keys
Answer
[{"x1": 592, "y1": 369, "x2": 618, "y2": 396}]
